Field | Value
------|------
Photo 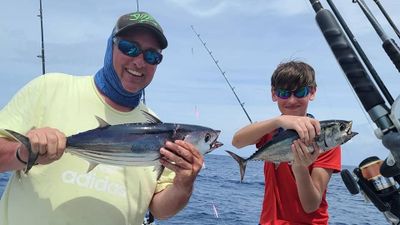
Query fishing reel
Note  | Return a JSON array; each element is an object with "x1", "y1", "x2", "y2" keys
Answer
[{"x1": 341, "y1": 156, "x2": 400, "y2": 225}]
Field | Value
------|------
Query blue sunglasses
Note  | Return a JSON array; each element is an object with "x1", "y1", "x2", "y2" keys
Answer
[
  {"x1": 275, "y1": 86, "x2": 311, "y2": 99},
  {"x1": 113, "y1": 38, "x2": 163, "y2": 65}
]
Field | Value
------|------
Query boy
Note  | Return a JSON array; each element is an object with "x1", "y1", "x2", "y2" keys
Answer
[{"x1": 232, "y1": 60, "x2": 341, "y2": 225}]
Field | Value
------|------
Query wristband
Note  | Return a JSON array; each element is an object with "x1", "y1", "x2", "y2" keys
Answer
[{"x1": 15, "y1": 146, "x2": 28, "y2": 165}]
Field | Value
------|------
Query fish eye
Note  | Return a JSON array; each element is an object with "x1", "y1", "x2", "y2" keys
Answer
[{"x1": 204, "y1": 133, "x2": 211, "y2": 142}]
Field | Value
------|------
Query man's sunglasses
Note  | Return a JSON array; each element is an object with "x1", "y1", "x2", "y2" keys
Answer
[
  {"x1": 113, "y1": 38, "x2": 163, "y2": 65},
  {"x1": 275, "y1": 86, "x2": 311, "y2": 99}
]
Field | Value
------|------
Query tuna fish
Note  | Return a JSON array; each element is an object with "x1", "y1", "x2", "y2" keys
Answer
[
  {"x1": 227, "y1": 120, "x2": 357, "y2": 182},
  {"x1": 6, "y1": 111, "x2": 223, "y2": 174}
]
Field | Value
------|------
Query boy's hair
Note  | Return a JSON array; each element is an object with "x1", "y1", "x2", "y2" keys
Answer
[{"x1": 270, "y1": 60, "x2": 317, "y2": 90}]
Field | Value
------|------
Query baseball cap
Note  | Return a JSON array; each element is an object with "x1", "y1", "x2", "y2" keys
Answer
[{"x1": 113, "y1": 11, "x2": 168, "y2": 49}]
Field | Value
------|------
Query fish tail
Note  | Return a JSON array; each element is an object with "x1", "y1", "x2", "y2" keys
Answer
[
  {"x1": 5, "y1": 129, "x2": 38, "y2": 173},
  {"x1": 226, "y1": 150, "x2": 247, "y2": 182}
]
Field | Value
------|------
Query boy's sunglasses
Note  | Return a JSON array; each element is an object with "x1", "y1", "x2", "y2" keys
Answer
[
  {"x1": 275, "y1": 86, "x2": 311, "y2": 99},
  {"x1": 113, "y1": 38, "x2": 163, "y2": 65}
]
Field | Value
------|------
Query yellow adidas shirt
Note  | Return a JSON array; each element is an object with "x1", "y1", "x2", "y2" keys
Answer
[{"x1": 0, "y1": 74, "x2": 174, "y2": 225}]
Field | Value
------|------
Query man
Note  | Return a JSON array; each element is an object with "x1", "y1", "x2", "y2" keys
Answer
[{"x1": 0, "y1": 11, "x2": 203, "y2": 225}]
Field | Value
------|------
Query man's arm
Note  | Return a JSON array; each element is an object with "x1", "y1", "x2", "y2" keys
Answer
[
  {"x1": 0, "y1": 138, "x2": 27, "y2": 172},
  {"x1": 0, "y1": 127, "x2": 66, "y2": 173},
  {"x1": 149, "y1": 140, "x2": 203, "y2": 219}
]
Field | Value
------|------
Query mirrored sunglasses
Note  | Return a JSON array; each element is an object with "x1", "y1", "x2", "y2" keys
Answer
[
  {"x1": 113, "y1": 38, "x2": 163, "y2": 65},
  {"x1": 275, "y1": 86, "x2": 311, "y2": 99}
]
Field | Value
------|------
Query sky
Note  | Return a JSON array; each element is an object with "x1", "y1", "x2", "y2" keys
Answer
[{"x1": 0, "y1": 0, "x2": 399, "y2": 166}]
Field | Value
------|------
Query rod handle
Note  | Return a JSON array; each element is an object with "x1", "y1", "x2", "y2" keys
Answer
[
  {"x1": 382, "y1": 39, "x2": 400, "y2": 73},
  {"x1": 315, "y1": 9, "x2": 385, "y2": 111}
]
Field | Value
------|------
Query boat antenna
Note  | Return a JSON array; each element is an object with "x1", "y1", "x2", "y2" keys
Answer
[
  {"x1": 37, "y1": 0, "x2": 46, "y2": 75},
  {"x1": 191, "y1": 25, "x2": 253, "y2": 123}
]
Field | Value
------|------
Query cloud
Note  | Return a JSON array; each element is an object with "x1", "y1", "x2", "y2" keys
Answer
[{"x1": 166, "y1": 0, "x2": 310, "y2": 17}]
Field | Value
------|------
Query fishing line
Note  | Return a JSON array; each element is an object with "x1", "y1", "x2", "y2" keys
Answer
[{"x1": 190, "y1": 25, "x2": 253, "y2": 124}]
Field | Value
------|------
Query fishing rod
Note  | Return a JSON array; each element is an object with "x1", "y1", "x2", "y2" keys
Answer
[
  {"x1": 308, "y1": 0, "x2": 400, "y2": 223},
  {"x1": 308, "y1": 0, "x2": 394, "y2": 137},
  {"x1": 134, "y1": 0, "x2": 147, "y2": 105},
  {"x1": 326, "y1": 0, "x2": 394, "y2": 105},
  {"x1": 37, "y1": 0, "x2": 45, "y2": 75},
  {"x1": 352, "y1": 0, "x2": 400, "y2": 73},
  {"x1": 136, "y1": 0, "x2": 140, "y2": 12},
  {"x1": 373, "y1": 0, "x2": 400, "y2": 40},
  {"x1": 190, "y1": 25, "x2": 253, "y2": 124}
]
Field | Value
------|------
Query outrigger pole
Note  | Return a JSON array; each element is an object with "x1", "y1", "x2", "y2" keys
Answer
[
  {"x1": 191, "y1": 25, "x2": 253, "y2": 123},
  {"x1": 37, "y1": 0, "x2": 45, "y2": 75}
]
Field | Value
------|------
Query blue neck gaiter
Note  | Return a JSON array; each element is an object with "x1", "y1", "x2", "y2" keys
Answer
[{"x1": 94, "y1": 34, "x2": 143, "y2": 109}]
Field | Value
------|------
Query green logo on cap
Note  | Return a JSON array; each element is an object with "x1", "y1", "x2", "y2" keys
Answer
[{"x1": 129, "y1": 12, "x2": 160, "y2": 30}]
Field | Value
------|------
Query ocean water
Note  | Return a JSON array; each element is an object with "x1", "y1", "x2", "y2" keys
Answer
[{"x1": 0, "y1": 154, "x2": 389, "y2": 225}]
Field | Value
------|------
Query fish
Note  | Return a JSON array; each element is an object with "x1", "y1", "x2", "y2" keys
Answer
[
  {"x1": 226, "y1": 120, "x2": 357, "y2": 182},
  {"x1": 5, "y1": 111, "x2": 223, "y2": 174}
]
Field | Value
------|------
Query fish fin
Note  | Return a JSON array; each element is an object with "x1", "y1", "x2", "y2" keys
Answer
[
  {"x1": 141, "y1": 110, "x2": 163, "y2": 124},
  {"x1": 226, "y1": 150, "x2": 247, "y2": 183},
  {"x1": 95, "y1": 116, "x2": 110, "y2": 128},
  {"x1": 86, "y1": 163, "x2": 99, "y2": 173},
  {"x1": 172, "y1": 124, "x2": 180, "y2": 139},
  {"x1": 4, "y1": 129, "x2": 38, "y2": 174},
  {"x1": 155, "y1": 165, "x2": 165, "y2": 180}
]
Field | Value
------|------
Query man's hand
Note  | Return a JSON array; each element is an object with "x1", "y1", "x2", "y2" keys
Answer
[
  {"x1": 20, "y1": 127, "x2": 67, "y2": 165},
  {"x1": 160, "y1": 140, "x2": 203, "y2": 190},
  {"x1": 149, "y1": 140, "x2": 204, "y2": 219}
]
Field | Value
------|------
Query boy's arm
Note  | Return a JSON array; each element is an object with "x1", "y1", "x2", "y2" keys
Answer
[
  {"x1": 294, "y1": 165, "x2": 333, "y2": 213},
  {"x1": 232, "y1": 115, "x2": 321, "y2": 148},
  {"x1": 291, "y1": 140, "x2": 334, "y2": 213},
  {"x1": 231, "y1": 118, "x2": 278, "y2": 148}
]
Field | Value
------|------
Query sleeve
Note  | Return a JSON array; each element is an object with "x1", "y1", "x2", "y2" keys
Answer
[
  {"x1": 0, "y1": 76, "x2": 47, "y2": 136},
  {"x1": 313, "y1": 146, "x2": 342, "y2": 173},
  {"x1": 154, "y1": 168, "x2": 175, "y2": 193},
  {"x1": 256, "y1": 133, "x2": 273, "y2": 149}
]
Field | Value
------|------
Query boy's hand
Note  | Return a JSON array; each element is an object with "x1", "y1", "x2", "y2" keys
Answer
[
  {"x1": 291, "y1": 139, "x2": 320, "y2": 168},
  {"x1": 278, "y1": 115, "x2": 320, "y2": 145}
]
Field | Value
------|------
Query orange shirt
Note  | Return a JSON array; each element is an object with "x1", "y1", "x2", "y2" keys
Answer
[{"x1": 256, "y1": 132, "x2": 341, "y2": 225}]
